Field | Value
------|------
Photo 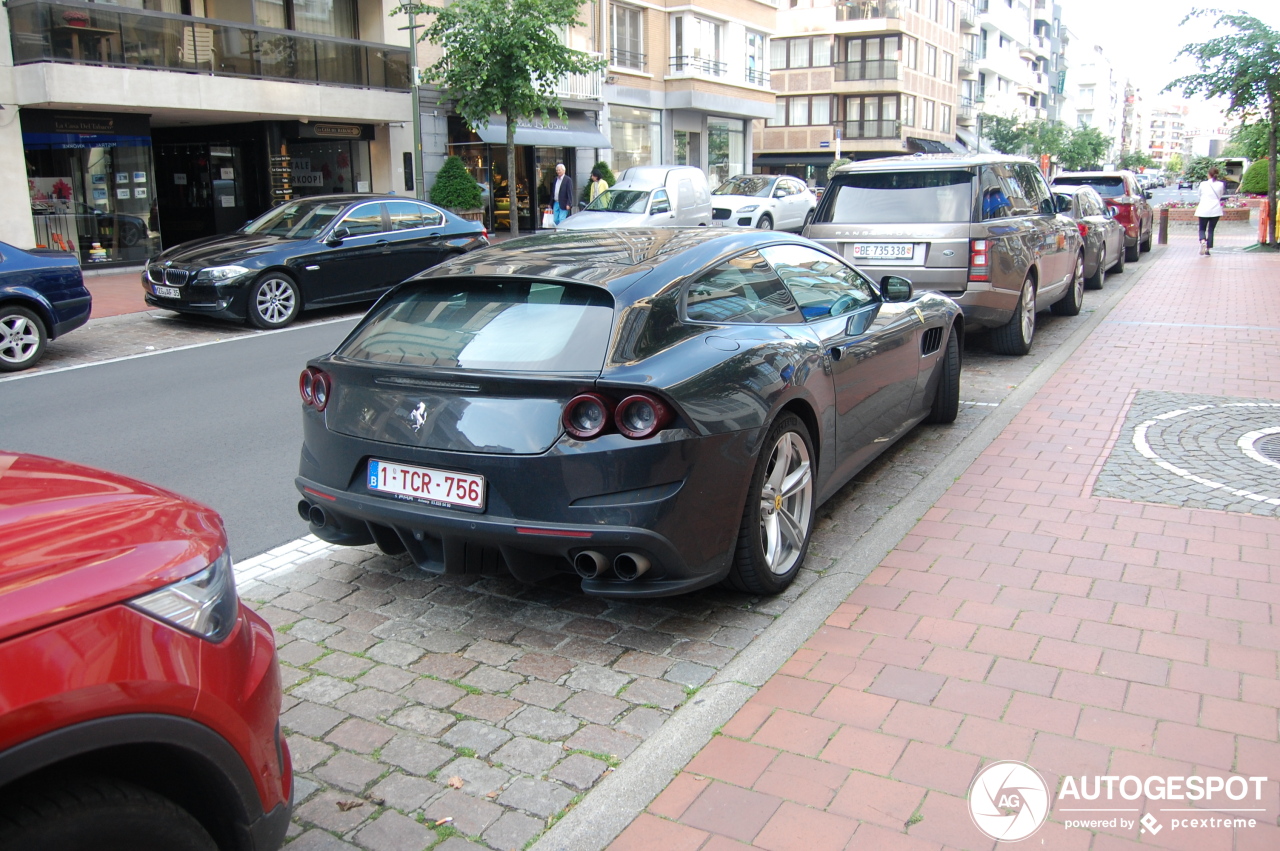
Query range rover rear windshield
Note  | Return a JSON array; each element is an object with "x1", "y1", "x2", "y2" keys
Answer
[
  {"x1": 1053, "y1": 176, "x2": 1126, "y2": 198},
  {"x1": 337, "y1": 280, "x2": 615, "y2": 373},
  {"x1": 819, "y1": 169, "x2": 974, "y2": 224}
]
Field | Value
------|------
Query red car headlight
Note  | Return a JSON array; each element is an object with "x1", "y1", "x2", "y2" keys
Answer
[{"x1": 130, "y1": 551, "x2": 238, "y2": 642}]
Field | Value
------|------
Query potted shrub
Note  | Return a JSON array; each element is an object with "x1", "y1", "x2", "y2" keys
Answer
[{"x1": 430, "y1": 155, "x2": 484, "y2": 222}]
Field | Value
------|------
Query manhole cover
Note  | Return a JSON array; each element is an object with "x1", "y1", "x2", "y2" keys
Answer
[{"x1": 1258, "y1": 434, "x2": 1280, "y2": 464}]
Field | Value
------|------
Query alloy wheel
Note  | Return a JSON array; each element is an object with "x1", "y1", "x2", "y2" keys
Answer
[
  {"x1": 0, "y1": 313, "x2": 41, "y2": 366},
  {"x1": 255, "y1": 278, "x2": 296, "y2": 325},
  {"x1": 1020, "y1": 281, "x2": 1036, "y2": 343},
  {"x1": 758, "y1": 431, "x2": 814, "y2": 575}
]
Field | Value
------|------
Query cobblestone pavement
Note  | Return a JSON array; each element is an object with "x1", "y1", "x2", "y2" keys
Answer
[
  {"x1": 225, "y1": 257, "x2": 1152, "y2": 850},
  {"x1": 1095, "y1": 391, "x2": 1280, "y2": 517}
]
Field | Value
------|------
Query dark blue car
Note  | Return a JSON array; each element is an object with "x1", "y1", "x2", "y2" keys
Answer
[{"x1": 0, "y1": 242, "x2": 91, "y2": 372}]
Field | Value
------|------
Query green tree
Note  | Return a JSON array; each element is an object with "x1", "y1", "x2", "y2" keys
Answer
[
  {"x1": 430, "y1": 155, "x2": 483, "y2": 210},
  {"x1": 402, "y1": 0, "x2": 606, "y2": 236},
  {"x1": 1223, "y1": 122, "x2": 1270, "y2": 160},
  {"x1": 1241, "y1": 158, "x2": 1270, "y2": 193},
  {"x1": 980, "y1": 113, "x2": 1026, "y2": 154},
  {"x1": 1059, "y1": 125, "x2": 1113, "y2": 171},
  {"x1": 1021, "y1": 119, "x2": 1068, "y2": 158},
  {"x1": 1118, "y1": 151, "x2": 1156, "y2": 171},
  {"x1": 1166, "y1": 9, "x2": 1280, "y2": 245},
  {"x1": 1166, "y1": 152, "x2": 1185, "y2": 176},
  {"x1": 1184, "y1": 154, "x2": 1216, "y2": 184}
]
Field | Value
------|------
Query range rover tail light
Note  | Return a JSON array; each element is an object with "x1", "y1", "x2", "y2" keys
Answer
[
  {"x1": 970, "y1": 239, "x2": 990, "y2": 282},
  {"x1": 299, "y1": 367, "x2": 331, "y2": 411}
]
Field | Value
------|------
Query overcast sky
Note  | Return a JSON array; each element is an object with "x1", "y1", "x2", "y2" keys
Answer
[{"x1": 1061, "y1": 0, "x2": 1278, "y2": 122}]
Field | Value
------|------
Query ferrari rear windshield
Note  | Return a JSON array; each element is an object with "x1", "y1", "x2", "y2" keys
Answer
[
  {"x1": 337, "y1": 280, "x2": 615, "y2": 373},
  {"x1": 822, "y1": 169, "x2": 974, "y2": 224}
]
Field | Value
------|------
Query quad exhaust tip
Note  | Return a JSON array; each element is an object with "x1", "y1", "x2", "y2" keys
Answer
[
  {"x1": 573, "y1": 550, "x2": 610, "y2": 580},
  {"x1": 614, "y1": 553, "x2": 650, "y2": 581},
  {"x1": 298, "y1": 500, "x2": 327, "y2": 528}
]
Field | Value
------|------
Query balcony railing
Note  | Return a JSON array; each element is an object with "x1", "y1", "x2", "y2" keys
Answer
[
  {"x1": 959, "y1": 97, "x2": 975, "y2": 119},
  {"x1": 745, "y1": 67, "x2": 770, "y2": 86},
  {"x1": 552, "y1": 53, "x2": 603, "y2": 101},
  {"x1": 835, "y1": 1, "x2": 902, "y2": 22},
  {"x1": 841, "y1": 119, "x2": 900, "y2": 139},
  {"x1": 610, "y1": 47, "x2": 645, "y2": 71},
  {"x1": 669, "y1": 55, "x2": 726, "y2": 77},
  {"x1": 835, "y1": 59, "x2": 898, "y2": 82},
  {"x1": 7, "y1": 0, "x2": 410, "y2": 90},
  {"x1": 960, "y1": 2, "x2": 976, "y2": 25},
  {"x1": 959, "y1": 50, "x2": 976, "y2": 74}
]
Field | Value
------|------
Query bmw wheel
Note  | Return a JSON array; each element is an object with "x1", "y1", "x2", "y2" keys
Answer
[
  {"x1": 1051, "y1": 251, "x2": 1085, "y2": 316},
  {"x1": 756, "y1": 213, "x2": 774, "y2": 231},
  {"x1": 0, "y1": 306, "x2": 47, "y2": 372},
  {"x1": 248, "y1": 273, "x2": 300, "y2": 329},
  {"x1": 990, "y1": 275, "x2": 1036, "y2": 356},
  {"x1": 727, "y1": 413, "x2": 815, "y2": 595}
]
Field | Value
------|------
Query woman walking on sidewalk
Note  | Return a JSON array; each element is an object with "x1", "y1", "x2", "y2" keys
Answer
[{"x1": 1196, "y1": 167, "x2": 1225, "y2": 255}]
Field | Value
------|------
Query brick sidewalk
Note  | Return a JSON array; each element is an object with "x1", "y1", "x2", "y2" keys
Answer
[
  {"x1": 82, "y1": 268, "x2": 149, "y2": 318},
  {"x1": 608, "y1": 232, "x2": 1280, "y2": 851}
]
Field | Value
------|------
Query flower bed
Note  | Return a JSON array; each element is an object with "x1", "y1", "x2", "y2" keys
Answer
[{"x1": 1160, "y1": 205, "x2": 1251, "y2": 222}]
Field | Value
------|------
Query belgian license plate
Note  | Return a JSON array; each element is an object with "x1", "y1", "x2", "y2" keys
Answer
[
  {"x1": 850, "y1": 243, "x2": 914, "y2": 259},
  {"x1": 368, "y1": 459, "x2": 485, "y2": 510},
  {"x1": 153, "y1": 285, "x2": 181, "y2": 298}
]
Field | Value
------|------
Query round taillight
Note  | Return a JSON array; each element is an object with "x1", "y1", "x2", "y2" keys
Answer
[
  {"x1": 616, "y1": 394, "x2": 671, "y2": 440},
  {"x1": 312, "y1": 372, "x2": 330, "y2": 411},
  {"x1": 563, "y1": 393, "x2": 611, "y2": 439},
  {"x1": 299, "y1": 368, "x2": 314, "y2": 404}
]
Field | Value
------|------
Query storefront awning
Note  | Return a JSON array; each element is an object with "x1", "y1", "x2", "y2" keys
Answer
[
  {"x1": 754, "y1": 153, "x2": 836, "y2": 167},
  {"x1": 474, "y1": 115, "x2": 610, "y2": 148}
]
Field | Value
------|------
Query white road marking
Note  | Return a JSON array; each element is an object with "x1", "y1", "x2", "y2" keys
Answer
[{"x1": 1239, "y1": 427, "x2": 1280, "y2": 472}]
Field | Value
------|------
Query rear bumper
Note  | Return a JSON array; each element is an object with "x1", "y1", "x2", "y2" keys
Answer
[
  {"x1": 49, "y1": 293, "x2": 92, "y2": 338},
  {"x1": 937, "y1": 281, "x2": 1020, "y2": 329}
]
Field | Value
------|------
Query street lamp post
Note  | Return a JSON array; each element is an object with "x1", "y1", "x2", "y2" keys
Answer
[{"x1": 397, "y1": 5, "x2": 425, "y2": 201}]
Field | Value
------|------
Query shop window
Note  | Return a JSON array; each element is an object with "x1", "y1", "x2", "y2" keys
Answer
[
  {"x1": 610, "y1": 106, "x2": 661, "y2": 173},
  {"x1": 707, "y1": 117, "x2": 744, "y2": 191}
]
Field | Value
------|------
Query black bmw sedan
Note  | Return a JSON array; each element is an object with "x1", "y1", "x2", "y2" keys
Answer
[
  {"x1": 295, "y1": 229, "x2": 963, "y2": 598},
  {"x1": 142, "y1": 195, "x2": 488, "y2": 328}
]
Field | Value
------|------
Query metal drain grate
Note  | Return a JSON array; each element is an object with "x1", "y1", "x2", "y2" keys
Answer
[{"x1": 1258, "y1": 434, "x2": 1280, "y2": 464}]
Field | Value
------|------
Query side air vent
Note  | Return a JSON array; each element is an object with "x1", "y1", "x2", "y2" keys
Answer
[{"x1": 921, "y1": 326, "x2": 943, "y2": 356}]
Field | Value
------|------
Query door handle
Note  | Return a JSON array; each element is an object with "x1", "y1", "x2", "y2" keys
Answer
[{"x1": 375, "y1": 240, "x2": 390, "y2": 246}]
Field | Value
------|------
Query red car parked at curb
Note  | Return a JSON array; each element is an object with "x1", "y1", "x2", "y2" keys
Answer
[{"x1": 0, "y1": 453, "x2": 291, "y2": 851}]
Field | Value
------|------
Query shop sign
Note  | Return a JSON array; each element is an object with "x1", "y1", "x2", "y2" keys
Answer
[
  {"x1": 294, "y1": 172, "x2": 325, "y2": 188},
  {"x1": 313, "y1": 124, "x2": 362, "y2": 138},
  {"x1": 53, "y1": 116, "x2": 115, "y2": 134}
]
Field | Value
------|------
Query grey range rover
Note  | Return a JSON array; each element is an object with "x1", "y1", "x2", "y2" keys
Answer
[{"x1": 804, "y1": 154, "x2": 1085, "y2": 355}]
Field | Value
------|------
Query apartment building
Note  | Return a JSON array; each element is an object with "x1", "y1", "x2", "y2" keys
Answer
[
  {"x1": 1146, "y1": 105, "x2": 1187, "y2": 170},
  {"x1": 971, "y1": 0, "x2": 1054, "y2": 125},
  {"x1": 755, "y1": 0, "x2": 962, "y2": 184},
  {"x1": 2, "y1": 0, "x2": 416, "y2": 263},
  {"x1": 1066, "y1": 40, "x2": 1125, "y2": 162}
]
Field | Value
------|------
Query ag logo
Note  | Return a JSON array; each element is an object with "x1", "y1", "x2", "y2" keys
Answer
[{"x1": 968, "y1": 760, "x2": 1050, "y2": 842}]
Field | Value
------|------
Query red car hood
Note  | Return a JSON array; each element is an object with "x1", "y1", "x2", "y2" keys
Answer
[{"x1": 0, "y1": 453, "x2": 226, "y2": 642}]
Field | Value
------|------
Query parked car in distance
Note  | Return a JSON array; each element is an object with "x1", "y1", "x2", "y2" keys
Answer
[
  {"x1": 558, "y1": 166, "x2": 712, "y2": 230},
  {"x1": 711, "y1": 175, "x2": 818, "y2": 231},
  {"x1": 143, "y1": 195, "x2": 488, "y2": 329},
  {"x1": 295, "y1": 229, "x2": 962, "y2": 598},
  {"x1": 805, "y1": 154, "x2": 1084, "y2": 356},
  {"x1": 0, "y1": 452, "x2": 291, "y2": 851},
  {"x1": 0, "y1": 240, "x2": 92, "y2": 372},
  {"x1": 1053, "y1": 184, "x2": 1126, "y2": 289},
  {"x1": 1051, "y1": 170, "x2": 1153, "y2": 263}
]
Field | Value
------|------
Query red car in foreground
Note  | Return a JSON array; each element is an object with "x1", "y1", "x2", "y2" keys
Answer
[{"x1": 0, "y1": 453, "x2": 290, "y2": 851}]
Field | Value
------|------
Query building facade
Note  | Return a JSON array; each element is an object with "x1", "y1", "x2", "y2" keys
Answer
[
  {"x1": 1066, "y1": 40, "x2": 1125, "y2": 163},
  {"x1": 972, "y1": 0, "x2": 1053, "y2": 125},
  {"x1": 2, "y1": 0, "x2": 417, "y2": 263},
  {"x1": 1146, "y1": 105, "x2": 1187, "y2": 170},
  {"x1": 755, "y1": 0, "x2": 962, "y2": 185}
]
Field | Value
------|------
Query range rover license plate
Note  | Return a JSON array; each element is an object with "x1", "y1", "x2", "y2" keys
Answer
[
  {"x1": 849, "y1": 243, "x2": 915, "y2": 259},
  {"x1": 368, "y1": 459, "x2": 485, "y2": 510}
]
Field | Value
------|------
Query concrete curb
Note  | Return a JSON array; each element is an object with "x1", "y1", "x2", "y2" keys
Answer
[{"x1": 530, "y1": 250, "x2": 1163, "y2": 851}]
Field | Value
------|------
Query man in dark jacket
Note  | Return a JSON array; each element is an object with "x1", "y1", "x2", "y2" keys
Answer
[{"x1": 552, "y1": 163, "x2": 574, "y2": 225}]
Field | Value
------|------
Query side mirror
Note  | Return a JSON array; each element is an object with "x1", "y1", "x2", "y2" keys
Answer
[
  {"x1": 1040, "y1": 198, "x2": 1057, "y2": 216},
  {"x1": 881, "y1": 275, "x2": 913, "y2": 302},
  {"x1": 1144, "y1": 190, "x2": 1153, "y2": 200},
  {"x1": 651, "y1": 201, "x2": 671, "y2": 215},
  {"x1": 327, "y1": 226, "x2": 350, "y2": 245},
  {"x1": 1055, "y1": 195, "x2": 1072, "y2": 214}
]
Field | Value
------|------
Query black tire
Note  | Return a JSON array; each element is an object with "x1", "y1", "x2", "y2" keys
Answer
[
  {"x1": 0, "y1": 305, "x2": 47, "y2": 372},
  {"x1": 756, "y1": 213, "x2": 774, "y2": 230},
  {"x1": 989, "y1": 276, "x2": 1036, "y2": 356},
  {"x1": 1084, "y1": 246, "x2": 1105, "y2": 289},
  {"x1": 925, "y1": 326, "x2": 960, "y2": 424},
  {"x1": 1051, "y1": 252, "x2": 1085, "y2": 316},
  {"x1": 1124, "y1": 239, "x2": 1140, "y2": 263},
  {"x1": 725, "y1": 413, "x2": 816, "y2": 596},
  {"x1": 1111, "y1": 242, "x2": 1125, "y2": 273},
  {"x1": 0, "y1": 776, "x2": 217, "y2": 851},
  {"x1": 1140, "y1": 225, "x2": 1152, "y2": 252},
  {"x1": 802, "y1": 209, "x2": 814, "y2": 229},
  {"x1": 247, "y1": 273, "x2": 301, "y2": 329}
]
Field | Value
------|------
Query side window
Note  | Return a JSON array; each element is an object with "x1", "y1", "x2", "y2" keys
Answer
[
  {"x1": 684, "y1": 250, "x2": 801, "y2": 325},
  {"x1": 1016, "y1": 164, "x2": 1051, "y2": 213},
  {"x1": 980, "y1": 166, "x2": 1012, "y2": 220},
  {"x1": 387, "y1": 201, "x2": 444, "y2": 230},
  {"x1": 650, "y1": 188, "x2": 671, "y2": 213},
  {"x1": 338, "y1": 203, "x2": 386, "y2": 235},
  {"x1": 760, "y1": 244, "x2": 877, "y2": 321}
]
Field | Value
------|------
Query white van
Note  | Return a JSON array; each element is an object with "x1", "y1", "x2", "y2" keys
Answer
[{"x1": 558, "y1": 165, "x2": 712, "y2": 230}]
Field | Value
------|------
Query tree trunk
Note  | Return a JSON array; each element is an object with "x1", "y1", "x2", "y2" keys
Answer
[
  {"x1": 1269, "y1": 100, "x2": 1278, "y2": 248},
  {"x1": 506, "y1": 108, "x2": 519, "y2": 238}
]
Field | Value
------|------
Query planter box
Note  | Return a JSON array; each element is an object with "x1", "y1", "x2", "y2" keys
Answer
[
  {"x1": 1164, "y1": 207, "x2": 1250, "y2": 222},
  {"x1": 450, "y1": 209, "x2": 484, "y2": 222}
]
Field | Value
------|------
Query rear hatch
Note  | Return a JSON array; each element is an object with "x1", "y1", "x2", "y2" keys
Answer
[
  {"x1": 325, "y1": 277, "x2": 616, "y2": 455},
  {"x1": 1053, "y1": 176, "x2": 1138, "y2": 234},
  {"x1": 806, "y1": 168, "x2": 975, "y2": 291}
]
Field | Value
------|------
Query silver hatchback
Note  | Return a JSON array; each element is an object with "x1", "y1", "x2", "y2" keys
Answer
[{"x1": 804, "y1": 154, "x2": 1084, "y2": 355}]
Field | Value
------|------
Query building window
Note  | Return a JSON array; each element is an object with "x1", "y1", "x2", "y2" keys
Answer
[
  {"x1": 840, "y1": 35, "x2": 900, "y2": 80},
  {"x1": 941, "y1": 51, "x2": 953, "y2": 82},
  {"x1": 924, "y1": 44, "x2": 937, "y2": 77},
  {"x1": 772, "y1": 96, "x2": 832, "y2": 126},
  {"x1": 902, "y1": 94, "x2": 916, "y2": 127},
  {"x1": 672, "y1": 15, "x2": 723, "y2": 76},
  {"x1": 255, "y1": 0, "x2": 358, "y2": 38},
  {"x1": 903, "y1": 36, "x2": 918, "y2": 69},
  {"x1": 707, "y1": 117, "x2": 744, "y2": 190},
  {"x1": 942, "y1": 104, "x2": 952, "y2": 133},
  {"x1": 610, "y1": 106, "x2": 661, "y2": 173},
  {"x1": 844, "y1": 95, "x2": 900, "y2": 138},
  {"x1": 770, "y1": 38, "x2": 787, "y2": 70},
  {"x1": 945, "y1": 0, "x2": 956, "y2": 29},
  {"x1": 610, "y1": 4, "x2": 644, "y2": 70},
  {"x1": 927, "y1": 0, "x2": 940, "y2": 20},
  {"x1": 776, "y1": 36, "x2": 832, "y2": 69},
  {"x1": 746, "y1": 31, "x2": 768, "y2": 85},
  {"x1": 789, "y1": 38, "x2": 810, "y2": 68},
  {"x1": 921, "y1": 98, "x2": 935, "y2": 130},
  {"x1": 790, "y1": 98, "x2": 809, "y2": 125}
]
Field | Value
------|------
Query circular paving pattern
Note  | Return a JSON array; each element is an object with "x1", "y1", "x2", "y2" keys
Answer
[{"x1": 1093, "y1": 392, "x2": 1280, "y2": 517}]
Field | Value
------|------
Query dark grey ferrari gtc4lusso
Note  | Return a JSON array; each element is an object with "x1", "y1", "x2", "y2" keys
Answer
[{"x1": 295, "y1": 228, "x2": 963, "y2": 598}]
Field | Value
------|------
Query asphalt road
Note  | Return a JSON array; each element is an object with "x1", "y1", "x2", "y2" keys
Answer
[{"x1": 0, "y1": 317, "x2": 359, "y2": 560}]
